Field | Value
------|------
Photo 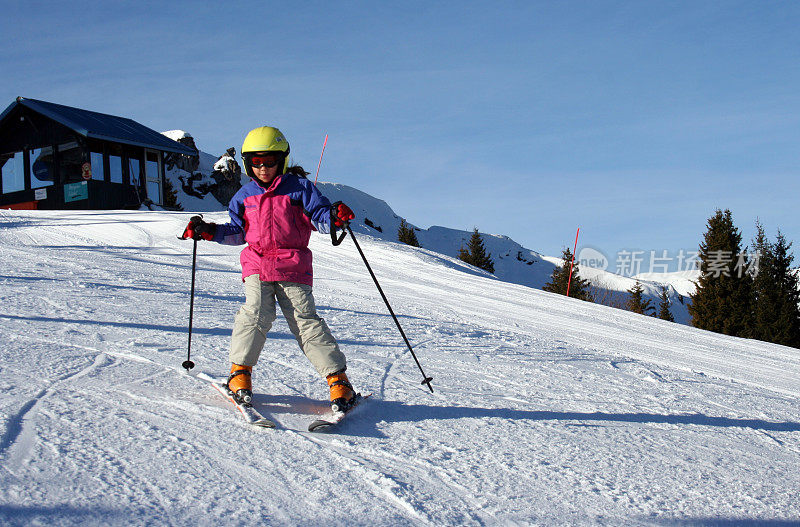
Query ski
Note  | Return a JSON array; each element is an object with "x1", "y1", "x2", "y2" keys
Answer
[
  {"x1": 210, "y1": 381, "x2": 276, "y2": 428},
  {"x1": 308, "y1": 393, "x2": 370, "y2": 432}
]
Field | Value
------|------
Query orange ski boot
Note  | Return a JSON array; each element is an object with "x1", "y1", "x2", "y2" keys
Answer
[
  {"x1": 227, "y1": 364, "x2": 253, "y2": 405},
  {"x1": 327, "y1": 371, "x2": 355, "y2": 413}
]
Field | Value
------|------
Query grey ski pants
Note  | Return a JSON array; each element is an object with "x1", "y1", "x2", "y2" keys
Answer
[{"x1": 229, "y1": 275, "x2": 346, "y2": 377}]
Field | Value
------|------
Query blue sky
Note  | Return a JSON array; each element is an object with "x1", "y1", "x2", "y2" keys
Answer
[{"x1": 2, "y1": 1, "x2": 799, "y2": 270}]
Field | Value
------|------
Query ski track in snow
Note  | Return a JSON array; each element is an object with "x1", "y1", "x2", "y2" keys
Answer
[{"x1": 1, "y1": 210, "x2": 799, "y2": 526}]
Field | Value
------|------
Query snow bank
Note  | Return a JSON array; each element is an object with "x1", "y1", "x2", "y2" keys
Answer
[{"x1": 0, "y1": 210, "x2": 798, "y2": 525}]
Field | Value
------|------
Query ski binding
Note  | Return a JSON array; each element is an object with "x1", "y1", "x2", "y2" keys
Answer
[
  {"x1": 308, "y1": 393, "x2": 370, "y2": 432},
  {"x1": 210, "y1": 382, "x2": 276, "y2": 428}
]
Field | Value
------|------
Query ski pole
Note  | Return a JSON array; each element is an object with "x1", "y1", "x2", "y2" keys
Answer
[
  {"x1": 178, "y1": 215, "x2": 204, "y2": 371},
  {"x1": 337, "y1": 221, "x2": 434, "y2": 393},
  {"x1": 183, "y1": 236, "x2": 198, "y2": 370}
]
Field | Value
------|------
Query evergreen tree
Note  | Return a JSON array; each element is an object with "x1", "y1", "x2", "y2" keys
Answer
[
  {"x1": 751, "y1": 222, "x2": 800, "y2": 347},
  {"x1": 688, "y1": 209, "x2": 753, "y2": 336},
  {"x1": 750, "y1": 220, "x2": 777, "y2": 341},
  {"x1": 397, "y1": 219, "x2": 420, "y2": 247},
  {"x1": 626, "y1": 281, "x2": 655, "y2": 316},
  {"x1": 657, "y1": 285, "x2": 675, "y2": 322},
  {"x1": 458, "y1": 228, "x2": 495, "y2": 274},
  {"x1": 543, "y1": 247, "x2": 593, "y2": 301},
  {"x1": 771, "y1": 232, "x2": 800, "y2": 347},
  {"x1": 162, "y1": 176, "x2": 183, "y2": 211}
]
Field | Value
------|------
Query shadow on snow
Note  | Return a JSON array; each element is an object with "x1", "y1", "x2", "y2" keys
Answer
[
  {"x1": 277, "y1": 397, "x2": 800, "y2": 438},
  {"x1": 0, "y1": 503, "x2": 151, "y2": 526}
]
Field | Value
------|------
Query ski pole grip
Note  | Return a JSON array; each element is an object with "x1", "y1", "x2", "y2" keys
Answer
[
  {"x1": 178, "y1": 214, "x2": 204, "y2": 240},
  {"x1": 331, "y1": 224, "x2": 347, "y2": 246},
  {"x1": 329, "y1": 203, "x2": 348, "y2": 246}
]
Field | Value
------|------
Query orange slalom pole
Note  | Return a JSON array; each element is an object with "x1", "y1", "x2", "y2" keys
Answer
[
  {"x1": 566, "y1": 227, "x2": 580, "y2": 297},
  {"x1": 313, "y1": 134, "x2": 328, "y2": 186}
]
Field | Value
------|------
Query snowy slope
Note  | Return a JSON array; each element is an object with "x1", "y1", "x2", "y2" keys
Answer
[{"x1": 1, "y1": 210, "x2": 799, "y2": 525}]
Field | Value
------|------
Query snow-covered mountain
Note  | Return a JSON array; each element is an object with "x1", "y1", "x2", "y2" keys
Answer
[
  {"x1": 160, "y1": 132, "x2": 692, "y2": 324},
  {"x1": 319, "y1": 184, "x2": 695, "y2": 323},
  {"x1": 1, "y1": 209, "x2": 798, "y2": 525}
]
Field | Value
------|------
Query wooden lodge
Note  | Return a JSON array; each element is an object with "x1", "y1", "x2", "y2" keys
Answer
[{"x1": 0, "y1": 97, "x2": 195, "y2": 210}]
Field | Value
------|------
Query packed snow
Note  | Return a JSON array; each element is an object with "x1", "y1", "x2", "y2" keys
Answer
[{"x1": 1, "y1": 209, "x2": 799, "y2": 526}]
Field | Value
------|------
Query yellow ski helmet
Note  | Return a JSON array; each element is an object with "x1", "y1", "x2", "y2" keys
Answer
[{"x1": 241, "y1": 126, "x2": 290, "y2": 177}]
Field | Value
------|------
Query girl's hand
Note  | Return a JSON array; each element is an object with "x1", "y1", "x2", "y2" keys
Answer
[{"x1": 333, "y1": 203, "x2": 355, "y2": 227}]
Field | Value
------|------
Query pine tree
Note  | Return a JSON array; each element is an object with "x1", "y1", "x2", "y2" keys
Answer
[
  {"x1": 458, "y1": 228, "x2": 495, "y2": 274},
  {"x1": 626, "y1": 281, "x2": 655, "y2": 316},
  {"x1": 162, "y1": 176, "x2": 183, "y2": 211},
  {"x1": 688, "y1": 209, "x2": 753, "y2": 336},
  {"x1": 543, "y1": 247, "x2": 593, "y2": 301},
  {"x1": 750, "y1": 220, "x2": 777, "y2": 341},
  {"x1": 751, "y1": 222, "x2": 800, "y2": 347},
  {"x1": 770, "y1": 232, "x2": 800, "y2": 347},
  {"x1": 657, "y1": 285, "x2": 674, "y2": 322},
  {"x1": 397, "y1": 219, "x2": 420, "y2": 247}
]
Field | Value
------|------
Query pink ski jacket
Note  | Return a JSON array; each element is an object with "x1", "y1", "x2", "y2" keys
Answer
[{"x1": 212, "y1": 173, "x2": 334, "y2": 286}]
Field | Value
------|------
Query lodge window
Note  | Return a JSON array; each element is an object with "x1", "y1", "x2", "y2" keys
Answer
[
  {"x1": 109, "y1": 144, "x2": 123, "y2": 183},
  {"x1": 128, "y1": 156, "x2": 141, "y2": 187},
  {"x1": 57, "y1": 142, "x2": 85, "y2": 184},
  {"x1": 1, "y1": 151, "x2": 25, "y2": 193},
  {"x1": 30, "y1": 147, "x2": 55, "y2": 188},
  {"x1": 90, "y1": 151, "x2": 105, "y2": 181},
  {"x1": 125, "y1": 147, "x2": 146, "y2": 207},
  {"x1": 145, "y1": 151, "x2": 162, "y2": 205}
]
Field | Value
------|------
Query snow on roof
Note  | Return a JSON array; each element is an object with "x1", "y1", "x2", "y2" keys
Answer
[{"x1": 161, "y1": 130, "x2": 192, "y2": 141}]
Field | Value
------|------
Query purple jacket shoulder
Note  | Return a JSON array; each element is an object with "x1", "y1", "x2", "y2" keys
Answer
[
  {"x1": 214, "y1": 175, "x2": 333, "y2": 245},
  {"x1": 211, "y1": 174, "x2": 334, "y2": 286}
]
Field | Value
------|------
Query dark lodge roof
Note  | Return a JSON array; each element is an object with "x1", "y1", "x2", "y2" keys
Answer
[{"x1": 0, "y1": 97, "x2": 196, "y2": 155}]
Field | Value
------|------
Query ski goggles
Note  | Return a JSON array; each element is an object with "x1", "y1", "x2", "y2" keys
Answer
[{"x1": 247, "y1": 153, "x2": 282, "y2": 168}]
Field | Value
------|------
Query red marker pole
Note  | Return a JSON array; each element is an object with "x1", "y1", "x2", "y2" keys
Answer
[
  {"x1": 313, "y1": 134, "x2": 328, "y2": 186},
  {"x1": 566, "y1": 227, "x2": 580, "y2": 297}
]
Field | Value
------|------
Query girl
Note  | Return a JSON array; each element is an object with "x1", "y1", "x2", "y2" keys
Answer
[{"x1": 183, "y1": 126, "x2": 357, "y2": 412}]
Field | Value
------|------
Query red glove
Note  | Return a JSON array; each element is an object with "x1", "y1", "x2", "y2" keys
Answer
[
  {"x1": 181, "y1": 216, "x2": 216, "y2": 241},
  {"x1": 332, "y1": 202, "x2": 355, "y2": 227}
]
